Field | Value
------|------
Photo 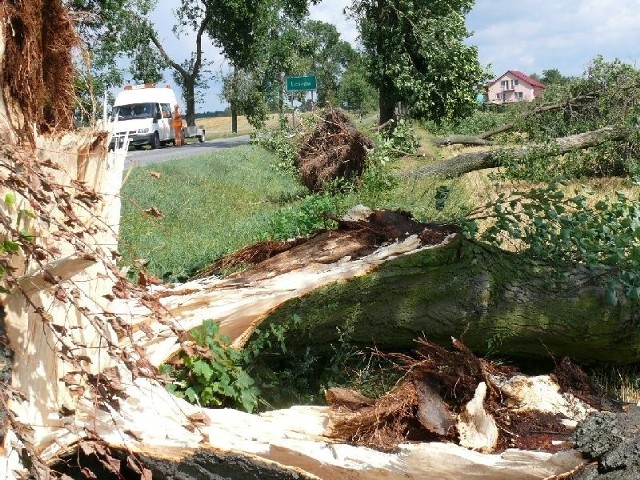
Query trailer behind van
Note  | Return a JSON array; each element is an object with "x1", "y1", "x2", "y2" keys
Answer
[{"x1": 109, "y1": 84, "x2": 205, "y2": 150}]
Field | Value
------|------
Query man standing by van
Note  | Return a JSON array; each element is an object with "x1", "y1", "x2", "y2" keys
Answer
[{"x1": 172, "y1": 104, "x2": 184, "y2": 146}]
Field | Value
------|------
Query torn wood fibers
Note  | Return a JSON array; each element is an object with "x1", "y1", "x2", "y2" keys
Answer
[{"x1": 0, "y1": 2, "x2": 606, "y2": 479}]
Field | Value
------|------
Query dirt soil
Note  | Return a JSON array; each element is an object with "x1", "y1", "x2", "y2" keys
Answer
[{"x1": 294, "y1": 108, "x2": 373, "y2": 191}]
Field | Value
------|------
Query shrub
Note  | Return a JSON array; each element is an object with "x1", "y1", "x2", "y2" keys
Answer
[{"x1": 160, "y1": 320, "x2": 259, "y2": 412}]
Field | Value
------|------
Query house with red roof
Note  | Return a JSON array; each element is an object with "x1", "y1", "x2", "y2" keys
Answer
[{"x1": 486, "y1": 70, "x2": 547, "y2": 104}]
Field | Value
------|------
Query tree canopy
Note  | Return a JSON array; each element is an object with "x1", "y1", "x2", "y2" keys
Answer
[
  {"x1": 350, "y1": 0, "x2": 484, "y2": 125},
  {"x1": 296, "y1": 20, "x2": 358, "y2": 106},
  {"x1": 530, "y1": 68, "x2": 573, "y2": 86},
  {"x1": 69, "y1": 0, "x2": 318, "y2": 126}
]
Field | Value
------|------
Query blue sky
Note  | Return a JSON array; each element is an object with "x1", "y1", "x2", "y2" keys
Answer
[{"x1": 148, "y1": 0, "x2": 640, "y2": 112}]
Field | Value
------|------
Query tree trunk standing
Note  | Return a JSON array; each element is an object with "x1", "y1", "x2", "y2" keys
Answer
[
  {"x1": 182, "y1": 77, "x2": 197, "y2": 127},
  {"x1": 231, "y1": 106, "x2": 238, "y2": 133},
  {"x1": 147, "y1": 8, "x2": 211, "y2": 128},
  {"x1": 378, "y1": 82, "x2": 396, "y2": 127},
  {"x1": 279, "y1": 72, "x2": 286, "y2": 119},
  {"x1": 231, "y1": 66, "x2": 239, "y2": 134}
]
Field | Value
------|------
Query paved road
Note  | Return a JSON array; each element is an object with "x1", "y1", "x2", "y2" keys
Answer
[{"x1": 123, "y1": 135, "x2": 250, "y2": 170}]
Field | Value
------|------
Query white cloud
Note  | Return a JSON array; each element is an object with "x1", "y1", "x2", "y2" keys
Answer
[
  {"x1": 309, "y1": 0, "x2": 359, "y2": 46},
  {"x1": 468, "y1": 0, "x2": 640, "y2": 78},
  {"x1": 133, "y1": 0, "x2": 640, "y2": 111}
]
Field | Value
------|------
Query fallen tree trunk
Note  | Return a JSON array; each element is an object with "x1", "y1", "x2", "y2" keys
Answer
[
  {"x1": 0, "y1": 5, "x2": 620, "y2": 478},
  {"x1": 428, "y1": 91, "x2": 601, "y2": 147},
  {"x1": 430, "y1": 135, "x2": 494, "y2": 147},
  {"x1": 413, "y1": 125, "x2": 633, "y2": 178},
  {"x1": 216, "y1": 230, "x2": 640, "y2": 366}
]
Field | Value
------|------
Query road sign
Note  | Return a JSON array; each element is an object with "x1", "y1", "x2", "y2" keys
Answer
[{"x1": 286, "y1": 75, "x2": 317, "y2": 91}]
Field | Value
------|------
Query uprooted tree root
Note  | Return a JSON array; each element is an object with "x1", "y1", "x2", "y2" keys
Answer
[
  {"x1": 294, "y1": 108, "x2": 373, "y2": 192},
  {"x1": 326, "y1": 338, "x2": 618, "y2": 454},
  {"x1": 1, "y1": 0, "x2": 77, "y2": 139}
]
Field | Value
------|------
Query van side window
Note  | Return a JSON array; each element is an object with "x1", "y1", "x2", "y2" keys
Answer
[{"x1": 161, "y1": 103, "x2": 172, "y2": 118}]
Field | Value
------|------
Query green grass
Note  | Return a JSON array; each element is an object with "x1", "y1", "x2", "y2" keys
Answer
[
  {"x1": 119, "y1": 130, "x2": 476, "y2": 283},
  {"x1": 119, "y1": 145, "x2": 307, "y2": 281}
]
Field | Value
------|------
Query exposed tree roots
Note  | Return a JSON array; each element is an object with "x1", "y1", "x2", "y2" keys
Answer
[
  {"x1": 294, "y1": 108, "x2": 373, "y2": 191},
  {"x1": 325, "y1": 339, "x2": 619, "y2": 455}
]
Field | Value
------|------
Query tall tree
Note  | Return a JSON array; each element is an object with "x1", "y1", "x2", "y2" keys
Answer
[
  {"x1": 151, "y1": 1, "x2": 215, "y2": 126},
  {"x1": 539, "y1": 68, "x2": 572, "y2": 85},
  {"x1": 210, "y1": 1, "x2": 328, "y2": 127},
  {"x1": 69, "y1": 0, "x2": 316, "y2": 127},
  {"x1": 337, "y1": 52, "x2": 378, "y2": 115},
  {"x1": 218, "y1": 17, "x2": 358, "y2": 128},
  {"x1": 297, "y1": 20, "x2": 358, "y2": 106},
  {"x1": 350, "y1": 0, "x2": 484, "y2": 125},
  {"x1": 66, "y1": 0, "x2": 157, "y2": 123},
  {"x1": 208, "y1": 0, "x2": 311, "y2": 130}
]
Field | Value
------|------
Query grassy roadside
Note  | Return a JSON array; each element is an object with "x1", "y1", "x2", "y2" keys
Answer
[
  {"x1": 119, "y1": 144, "x2": 307, "y2": 281},
  {"x1": 118, "y1": 133, "x2": 476, "y2": 283},
  {"x1": 195, "y1": 113, "x2": 280, "y2": 139}
]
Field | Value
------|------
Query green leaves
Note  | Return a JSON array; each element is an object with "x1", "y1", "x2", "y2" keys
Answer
[
  {"x1": 473, "y1": 183, "x2": 640, "y2": 306},
  {"x1": 162, "y1": 320, "x2": 259, "y2": 412},
  {"x1": 352, "y1": 0, "x2": 484, "y2": 123}
]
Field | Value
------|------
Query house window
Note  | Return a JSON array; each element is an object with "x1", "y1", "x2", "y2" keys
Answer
[
  {"x1": 514, "y1": 79, "x2": 519, "y2": 86},
  {"x1": 515, "y1": 92, "x2": 524, "y2": 100},
  {"x1": 497, "y1": 93, "x2": 502, "y2": 100},
  {"x1": 501, "y1": 80, "x2": 509, "y2": 89}
]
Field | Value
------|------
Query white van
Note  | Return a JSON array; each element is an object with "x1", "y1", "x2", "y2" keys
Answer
[{"x1": 109, "y1": 83, "x2": 205, "y2": 150}]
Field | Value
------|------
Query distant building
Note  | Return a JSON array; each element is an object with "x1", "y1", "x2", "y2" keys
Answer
[{"x1": 487, "y1": 70, "x2": 547, "y2": 104}]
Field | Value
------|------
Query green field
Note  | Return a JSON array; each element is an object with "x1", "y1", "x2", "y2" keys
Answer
[
  {"x1": 119, "y1": 145, "x2": 307, "y2": 281},
  {"x1": 118, "y1": 133, "x2": 474, "y2": 282}
]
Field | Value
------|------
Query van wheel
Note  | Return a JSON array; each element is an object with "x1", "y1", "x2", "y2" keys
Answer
[{"x1": 151, "y1": 132, "x2": 160, "y2": 149}]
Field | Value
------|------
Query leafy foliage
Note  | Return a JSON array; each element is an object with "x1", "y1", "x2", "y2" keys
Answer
[
  {"x1": 251, "y1": 122, "x2": 299, "y2": 172},
  {"x1": 267, "y1": 193, "x2": 339, "y2": 240},
  {"x1": 295, "y1": 20, "x2": 359, "y2": 106},
  {"x1": 219, "y1": 17, "x2": 358, "y2": 127},
  {"x1": 67, "y1": 0, "x2": 158, "y2": 123},
  {"x1": 350, "y1": 0, "x2": 485, "y2": 124},
  {"x1": 337, "y1": 62, "x2": 378, "y2": 115},
  {"x1": 242, "y1": 314, "x2": 402, "y2": 408},
  {"x1": 530, "y1": 68, "x2": 574, "y2": 86},
  {"x1": 468, "y1": 183, "x2": 640, "y2": 306},
  {"x1": 422, "y1": 109, "x2": 512, "y2": 137},
  {"x1": 504, "y1": 57, "x2": 640, "y2": 180},
  {"x1": 161, "y1": 320, "x2": 259, "y2": 412}
]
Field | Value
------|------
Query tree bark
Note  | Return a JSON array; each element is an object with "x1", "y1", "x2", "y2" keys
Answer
[
  {"x1": 235, "y1": 234, "x2": 640, "y2": 366},
  {"x1": 0, "y1": 8, "x2": 614, "y2": 479},
  {"x1": 231, "y1": 66, "x2": 239, "y2": 133},
  {"x1": 413, "y1": 125, "x2": 634, "y2": 178},
  {"x1": 430, "y1": 135, "x2": 494, "y2": 147},
  {"x1": 378, "y1": 77, "x2": 396, "y2": 127}
]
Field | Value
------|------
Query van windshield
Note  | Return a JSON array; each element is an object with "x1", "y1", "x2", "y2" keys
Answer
[{"x1": 113, "y1": 103, "x2": 155, "y2": 120}]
